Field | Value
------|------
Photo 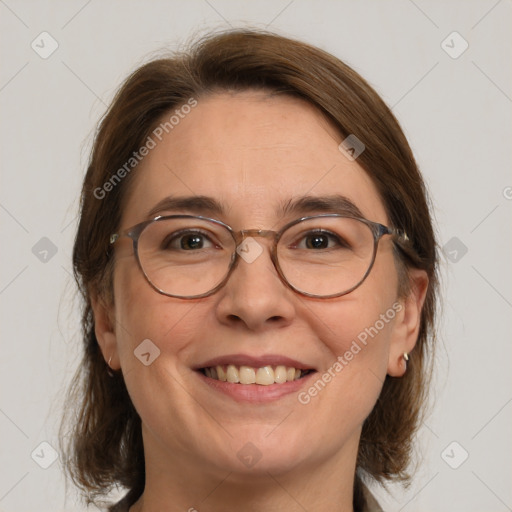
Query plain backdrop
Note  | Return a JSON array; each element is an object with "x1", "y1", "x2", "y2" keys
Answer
[{"x1": 1, "y1": 1, "x2": 511, "y2": 511}]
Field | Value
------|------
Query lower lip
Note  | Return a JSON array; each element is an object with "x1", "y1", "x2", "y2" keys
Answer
[{"x1": 196, "y1": 371, "x2": 317, "y2": 403}]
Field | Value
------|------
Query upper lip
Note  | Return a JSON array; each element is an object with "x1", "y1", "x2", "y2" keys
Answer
[{"x1": 195, "y1": 354, "x2": 316, "y2": 370}]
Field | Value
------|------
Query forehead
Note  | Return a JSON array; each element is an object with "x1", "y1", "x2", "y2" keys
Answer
[{"x1": 121, "y1": 91, "x2": 388, "y2": 228}]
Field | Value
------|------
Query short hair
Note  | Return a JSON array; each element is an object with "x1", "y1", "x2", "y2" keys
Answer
[{"x1": 61, "y1": 28, "x2": 439, "y2": 510}]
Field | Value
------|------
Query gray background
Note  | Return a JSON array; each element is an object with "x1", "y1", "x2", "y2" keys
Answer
[{"x1": 1, "y1": 1, "x2": 511, "y2": 511}]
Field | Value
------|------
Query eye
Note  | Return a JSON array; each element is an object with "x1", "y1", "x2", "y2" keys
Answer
[
  {"x1": 295, "y1": 230, "x2": 349, "y2": 250},
  {"x1": 163, "y1": 230, "x2": 216, "y2": 251}
]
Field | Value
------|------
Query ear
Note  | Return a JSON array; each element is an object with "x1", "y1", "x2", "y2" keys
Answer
[
  {"x1": 387, "y1": 269, "x2": 429, "y2": 377},
  {"x1": 91, "y1": 293, "x2": 120, "y2": 371}
]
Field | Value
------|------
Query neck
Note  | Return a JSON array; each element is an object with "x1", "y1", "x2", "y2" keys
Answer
[{"x1": 130, "y1": 430, "x2": 359, "y2": 512}]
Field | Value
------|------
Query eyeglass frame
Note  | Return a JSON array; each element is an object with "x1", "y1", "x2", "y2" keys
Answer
[{"x1": 109, "y1": 213, "x2": 410, "y2": 300}]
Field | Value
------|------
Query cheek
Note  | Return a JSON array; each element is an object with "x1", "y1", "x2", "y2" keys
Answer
[
  {"x1": 112, "y1": 262, "x2": 200, "y2": 367},
  {"x1": 298, "y1": 253, "x2": 400, "y2": 415},
  {"x1": 298, "y1": 298, "x2": 397, "y2": 438},
  {"x1": 111, "y1": 265, "x2": 208, "y2": 443},
  {"x1": 309, "y1": 251, "x2": 399, "y2": 362},
  {"x1": 305, "y1": 293, "x2": 396, "y2": 378}
]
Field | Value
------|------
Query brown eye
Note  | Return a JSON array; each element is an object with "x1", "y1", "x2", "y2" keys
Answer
[
  {"x1": 162, "y1": 230, "x2": 215, "y2": 251},
  {"x1": 294, "y1": 230, "x2": 349, "y2": 250}
]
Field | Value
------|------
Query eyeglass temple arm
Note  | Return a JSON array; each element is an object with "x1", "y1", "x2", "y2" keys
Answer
[
  {"x1": 389, "y1": 227, "x2": 409, "y2": 243},
  {"x1": 385, "y1": 226, "x2": 424, "y2": 266}
]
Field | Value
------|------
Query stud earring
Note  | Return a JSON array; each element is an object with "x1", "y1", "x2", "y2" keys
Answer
[
  {"x1": 403, "y1": 352, "x2": 409, "y2": 362},
  {"x1": 107, "y1": 355, "x2": 114, "y2": 377}
]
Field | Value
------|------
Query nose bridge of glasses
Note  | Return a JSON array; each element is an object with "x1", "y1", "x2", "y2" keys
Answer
[{"x1": 236, "y1": 229, "x2": 278, "y2": 246}]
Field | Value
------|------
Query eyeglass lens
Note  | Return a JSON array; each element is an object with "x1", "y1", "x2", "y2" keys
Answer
[{"x1": 136, "y1": 216, "x2": 376, "y2": 298}]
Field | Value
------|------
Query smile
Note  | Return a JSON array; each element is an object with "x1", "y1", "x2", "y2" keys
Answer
[
  {"x1": 194, "y1": 354, "x2": 318, "y2": 402},
  {"x1": 199, "y1": 364, "x2": 314, "y2": 385}
]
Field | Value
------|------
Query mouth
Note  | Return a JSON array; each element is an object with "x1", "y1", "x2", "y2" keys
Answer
[
  {"x1": 198, "y1": 365, "x2": 315, "y2": 385},
  {"x1": 193, "y1": 354, "x2": 317, "y2": 402}
]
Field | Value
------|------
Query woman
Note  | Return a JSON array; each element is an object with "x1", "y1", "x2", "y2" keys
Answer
[{"x1": 62, "y1": 29, "x2": 438, "y2": 511}]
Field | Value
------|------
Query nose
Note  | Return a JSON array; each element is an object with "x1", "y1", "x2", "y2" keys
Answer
[{"x1": 214, "y1": 237, "x2": 296, "y2": 332}]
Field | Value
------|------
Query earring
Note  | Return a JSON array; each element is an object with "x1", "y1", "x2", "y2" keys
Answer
[
  {"x1": 107, "y1": 355, "x2": 114, "y2": 378},
  {"x1": 403, "y1": 352, "x2": 409, "y2": 362}
]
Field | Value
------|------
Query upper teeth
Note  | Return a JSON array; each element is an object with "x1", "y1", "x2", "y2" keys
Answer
[{"x1": 204, "y1": 365, "x2": 304, "y2": 385}]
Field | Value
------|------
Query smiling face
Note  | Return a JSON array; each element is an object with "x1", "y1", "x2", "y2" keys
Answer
[{"x1": 93, "y1": 91, "x2": 425, "y2": 483}]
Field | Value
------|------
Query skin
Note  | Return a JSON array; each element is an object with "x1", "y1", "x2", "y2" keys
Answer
[{"x1": 93, "y1": 91, "x2": 428, "y2": 512}]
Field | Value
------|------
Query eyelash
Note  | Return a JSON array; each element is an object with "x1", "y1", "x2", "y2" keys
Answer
[
  {"x1": 162, "y1": 230, "x2": 218, "y2": 250},
  {"x1": 162, "y1": 229, "x2": 349, "y2": 251},
  {"x1": 291, "y1": 230, "x2": 349, "y2": 250}
]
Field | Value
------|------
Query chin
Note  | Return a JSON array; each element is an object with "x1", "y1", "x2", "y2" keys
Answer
[{"x1": 208, "y1": 428, "x2": 318, "y2": 477}]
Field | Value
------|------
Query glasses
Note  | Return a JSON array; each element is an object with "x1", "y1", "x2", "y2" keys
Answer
[{"x1": 109, "y1": 214, "x2": 409, "y2": 299}]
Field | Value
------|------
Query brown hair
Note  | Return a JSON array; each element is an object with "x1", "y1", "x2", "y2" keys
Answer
[{"x1": 61, "y1": 28, "x2": 438, "y2": 510}]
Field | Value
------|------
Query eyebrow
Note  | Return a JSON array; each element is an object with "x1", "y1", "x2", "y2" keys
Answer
[{"x1": 146, "y1": 194, "x2": 365, "y2": 220}]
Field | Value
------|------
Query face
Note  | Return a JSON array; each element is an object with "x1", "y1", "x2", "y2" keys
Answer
[{"x1": 95, "y1": 91, "x2": 424, "y2": 480}]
